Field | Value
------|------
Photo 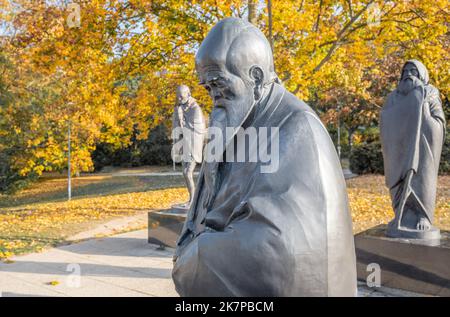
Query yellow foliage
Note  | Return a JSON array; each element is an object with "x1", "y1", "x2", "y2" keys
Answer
[{"x1": 1, "y1": 0, "x2": 448, "y2": 179}]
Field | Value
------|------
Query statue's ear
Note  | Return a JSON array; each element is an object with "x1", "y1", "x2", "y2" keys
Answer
[{"x1": 249, "y1": 66, "x2": 264, "y2": 100}]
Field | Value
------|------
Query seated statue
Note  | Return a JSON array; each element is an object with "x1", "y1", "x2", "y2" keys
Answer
[
  {"x1": 172, "y1": 17, "x2": 357, "y2": 296},
  {"x1": 381, "y1": 60, "x2": 446, "y2": 240}
]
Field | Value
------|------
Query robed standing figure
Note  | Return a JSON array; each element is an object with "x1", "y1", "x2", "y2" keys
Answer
[{"x1": 381, "y1": 60, "x2": 446, "y2": 239}]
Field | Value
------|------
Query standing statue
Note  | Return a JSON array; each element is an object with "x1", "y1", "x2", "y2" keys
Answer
[
  {"x1": 172, "y1": 18, "x2": 357, "y2": 297},
  {"x1": 172, "y1": 85, "x2": 206, "y2": 209},
  {"x1": 381, "y1": 60, "x2": 446, "y2": 240}
]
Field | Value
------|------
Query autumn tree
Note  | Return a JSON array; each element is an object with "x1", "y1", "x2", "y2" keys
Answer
[{"x1": 0, "y1": 0, "x2": 448, "y2": 190}]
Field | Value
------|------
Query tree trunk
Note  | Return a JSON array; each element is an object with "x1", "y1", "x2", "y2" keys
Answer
[
  {"x1": 268, "y1": 0, "x2": 273, "y2": 52},
  {"x1": 248, "y1": 0, "x2": 257, "y2": 25}
]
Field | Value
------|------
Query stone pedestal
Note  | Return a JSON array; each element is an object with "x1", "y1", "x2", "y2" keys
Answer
[
  {"x1": 355, "y1": 224, "x2": 450, "y2": 296},
  {"x1": 386, "y1": 223, "x2": 441, "y2": 240},
  {"x1": 148, "y1": 210, "x2": 186, "y2": 248}
]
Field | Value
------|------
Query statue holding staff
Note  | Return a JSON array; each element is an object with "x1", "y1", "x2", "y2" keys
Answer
[{"x1": 380, "y1": 60, "x2": 446, "y2": 240}]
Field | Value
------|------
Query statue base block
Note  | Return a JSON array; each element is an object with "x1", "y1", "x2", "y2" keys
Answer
[
  {"x1": 386, "y1": 225, "x2": 440, "y2": 241},
  {"x1": 170, "y1": 202, "x2": 190, "y2": 213},
  {"x1": 355, "y1": 224, "x2": 450, "y2": 296},
  {"x1": 148, "y1": 209, "x2": 186, "y2": 248}
]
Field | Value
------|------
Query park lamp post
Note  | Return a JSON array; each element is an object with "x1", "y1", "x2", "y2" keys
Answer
[
  {"x1": 67, "y1": 102, "x2": 74, "y2": 201},
  {"x1": 337, "y1": 103, "x2": 341, "y2": 160},
  {"x1": 155, "y1": 68, "x2": 176, "y2": 171},
  {"x1": 68, "y1": 119, "x2": 72, "y2": 201}
]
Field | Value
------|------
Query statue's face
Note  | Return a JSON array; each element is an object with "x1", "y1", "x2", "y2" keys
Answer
[
  {"x1": 176, "y1": 86, "x2": 190, "y2": 104},
  {"x1": 402, "y1": 63, "x2": 419, "y2": 80},
  {"x1": 398, "y1": 63, "x2": 422, "y2": 95},
  {"x1": 198, "y1": 63, "x2": 255, "y2": 130}
]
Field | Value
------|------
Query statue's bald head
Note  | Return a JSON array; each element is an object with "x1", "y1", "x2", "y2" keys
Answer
[
  {"x1": 196, "y1": 17, "x2": 277, "y2": 86},
  {"x1": 176, "y1": 84, "x2": 191, "y2": 105},
  {"x1": 196, "y1": 18, "x2": 278, "y2": 135}
]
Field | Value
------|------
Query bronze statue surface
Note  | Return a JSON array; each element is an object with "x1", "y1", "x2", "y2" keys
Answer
[
  {"x1": 172, "y1": 17, "x2": 357, "y2": 296},
  {"x1": 381, "y1": 60, "x2": 446, "y2": 240}
]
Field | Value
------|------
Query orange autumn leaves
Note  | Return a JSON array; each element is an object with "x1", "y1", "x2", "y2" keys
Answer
[{"x1": 347, "y1": 175, "x2": 450, "y2": 234}]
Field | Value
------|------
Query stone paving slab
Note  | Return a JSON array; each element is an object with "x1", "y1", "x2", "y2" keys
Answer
[
  {"x1": 0, "y1": 230, "x2": 177, "y2": 297},
  {"x1": 0, "y1": 229, "x2": 426, "y2": 297}
]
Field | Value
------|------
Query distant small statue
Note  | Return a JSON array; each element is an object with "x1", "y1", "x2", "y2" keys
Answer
[
  {"x1": 172, "y1": 85, "x2": 206, "y2": 209},
  {"x1": 380, "y1": 60, "x2": 446, "y2": 240}
]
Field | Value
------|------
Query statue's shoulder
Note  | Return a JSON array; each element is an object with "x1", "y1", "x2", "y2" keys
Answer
[
  {"x1": 190, "y1": 98, "x2": 199, "y2": 106},
  {"x1": 262, "y1": 84, "x2": 321, "y2": 132},
  {"x1": 173, "y1": 105, "x2": 180, "y2": 116},
  {"x1": 425, "y1": 84, "x2": 439, "y2": 93},
  {"x1": 425, "y1": 84, "x2": 440, "y2": 101},
  {"x1": 280, "y1": 87, "x2": 314, "y2": 116},
  {"x1": 278, "y1": 88, "x2": 328, "y2": 135},
  {"x1": 189, "y1": 98, "x2": 202, "y2": 111},
  {"x1": 387, "y1": 89, "x2": 398, "y2": 100}
]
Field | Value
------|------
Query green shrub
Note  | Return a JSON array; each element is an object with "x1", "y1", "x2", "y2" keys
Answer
[
  {"x1": 0, "y1": 151, "x2": 37, "y2": 194},
  {"x1": 92, "y1": 124, "x2": 172, "y2": 171},
  {"x1": 349, "y1": 142, "x2": 384, "y2": 174},
  {"x1": 350, "y1": 137, "x2": 449, "y2": 175},
  {"x1": 139, "y1": 124, "x2": 172, "y2": 166},
  {"x1": 439, "y1": 132, "x2": 450, "y2": 174}
]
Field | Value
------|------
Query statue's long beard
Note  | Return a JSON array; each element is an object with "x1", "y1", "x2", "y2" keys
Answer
[
  {"x1": 398, "y1": 76, "x2": 422, "y2": 96},
  {"x1": 202, "y1": 94, "x2": 256, "y2": 209},
  {"x1": 202, "y1": 107, "x2": 227, "y2": 209}
]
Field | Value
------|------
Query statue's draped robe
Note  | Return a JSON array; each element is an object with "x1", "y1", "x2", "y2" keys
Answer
[
  {"x1": 380, "y1": 62, "x2": 445, "y2": 228},
  {"x1": 172, "y1": 97, "x2": 206, "y2": 164},
  {"x1": 172, "y1": 83, "x2": 357, "y2": 296}
]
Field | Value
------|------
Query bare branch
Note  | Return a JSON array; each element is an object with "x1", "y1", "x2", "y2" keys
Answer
[{"x1": 312, "y1": 0, "x2": 376, "y2": 73}]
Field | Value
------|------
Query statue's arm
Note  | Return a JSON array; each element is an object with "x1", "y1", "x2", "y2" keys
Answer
[
  {"x1": 172, "y1": 106, "x2": 180, "y2": 128},
  {"x1": 172, "y1": 106, "x2": 183, "y2": 142},
  {"x1": 427, "y1": 87, "x2": 446, "y2": 126}
]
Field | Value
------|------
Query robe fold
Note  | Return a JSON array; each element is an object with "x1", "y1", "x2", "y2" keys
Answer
[{"x1": 172, "y1": 83, "x2": 357, "y2": 297}]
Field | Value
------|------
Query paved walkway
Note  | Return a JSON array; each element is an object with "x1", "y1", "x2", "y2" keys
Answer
[
  {"x1": 0, "y1": 230, "x2": 177, "y2": 297},
  {"x1": 0, "y1": 229, "x2": 422, "y2": 297}
]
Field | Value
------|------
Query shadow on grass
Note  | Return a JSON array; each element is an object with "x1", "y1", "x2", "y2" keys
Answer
[{"x1": 0, "y1": 174, "x2": 191, "y2": 209}]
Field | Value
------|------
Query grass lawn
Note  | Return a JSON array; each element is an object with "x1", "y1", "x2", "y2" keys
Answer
[
  {"x1": 0, "y1": 167, "x2": 189, "y2": 259},
  {"x1": 0, "y1": 167, "x2": 449, "y2": 259}
]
